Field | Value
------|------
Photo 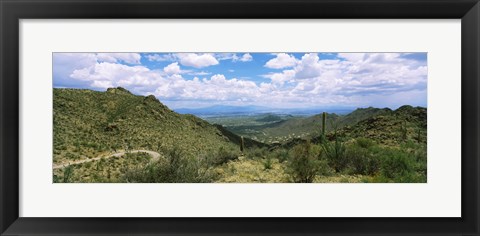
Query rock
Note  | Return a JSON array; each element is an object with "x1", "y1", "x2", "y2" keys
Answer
[{"x1": 106, "y1": 87, "x2": 133, "y2": 95}]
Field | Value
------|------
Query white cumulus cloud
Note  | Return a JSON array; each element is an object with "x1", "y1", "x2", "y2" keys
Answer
[
  {"x1": 175, "y1": 53, "x2": 219, "y2": 68},
  {"x1": 54, "y1": 52, "x2": 428, "y2": 109},
  {"x1": 163, "y1": 62, "x2": 182, "y2": 75},
  {"x1": 239, "y1": 53, "x2": 253, "y2": 62},
  {"x1": 96, "y1": 53, "x2": 142, "y2": 64},
  {"x1": 70, "y1": 62, "x2": 164, "y2": 93},
  {"x1": 146, "y1": 53, "x2": 176, "y2": 62},
  {"x1": 265, "y1": 53, "x2": 298, "y2": 69}
]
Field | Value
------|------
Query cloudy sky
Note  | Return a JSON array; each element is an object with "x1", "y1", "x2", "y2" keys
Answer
[{"x1": 53, "y1": 52, "x2": 427, "y2": 109}]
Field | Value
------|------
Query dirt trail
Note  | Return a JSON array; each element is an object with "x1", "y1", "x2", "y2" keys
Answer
[{"x1": 53, "y1": 150, "x2": 161, "y2": 170}]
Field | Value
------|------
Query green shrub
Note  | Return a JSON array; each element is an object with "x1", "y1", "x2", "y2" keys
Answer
[
  {"x1": 378, "y1": 148, "x2": 414, "y2": 180},
  {"x1": 287, "y1": 142, "x2": 328, "y2": 183},
  {"x1": 213, "y1": 146, "x2": 238, "y2": 165},
  {"x1": 357, "y1": 144, "x2": 426, "y2": 183},
  {"x1": 275, "y1": 149, "x2": 290, "y2": 163},
  {"x1": 400, "y1": 141, "x2": 427, "y2": 177},
  {"x1": 246, "y1": 147, "x2": 268, "y2": 160},
  {"x1": 121, "y1": 147, "x2": 217, "y2": 183},
  {"x1": 345, "y1": 144, "x2": 380, "y2": 175},
  {"x1": 53, "y1": 174, "x2": 60, "y2": 183},
  {"x1": 356, "y1": 137, "x2": 375, "y2": 149},
  {"x1": 63, "y1": 166, "x2": 74, "y2": 183},
  {"x1": 342, "y1": 138, "x2": 380, "y2": 175},
  {"x1": 263, "y1": 156, "x2": 273, "y2": 170}
]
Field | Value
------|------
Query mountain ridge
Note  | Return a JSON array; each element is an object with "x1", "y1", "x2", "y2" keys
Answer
[{"x1": 53, "y1": 87, "x2": 258, "y2": 165}]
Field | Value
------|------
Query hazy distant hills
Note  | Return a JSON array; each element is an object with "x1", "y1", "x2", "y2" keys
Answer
[
  {"x1": 175, "y1": 105, "x2": 354, "y2": 117},
  {"x1": 255, "y1": 114, "x2": 284, "y2": 122},
  {"x1": 175, "y1": 105, "x2": 270, "y2": 116},
  {"x1": 216, "y1": 106, "x2": 426, "y2": 144}
]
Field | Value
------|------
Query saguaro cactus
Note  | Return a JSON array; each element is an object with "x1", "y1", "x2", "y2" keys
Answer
[
  {"x1": 322, "y1": 112, "x2": 327, "y2": 137},
  {"x1": 240, "y1": 136, "x2": 245, "y2": 153},
  {"x1": 416, "y1": 127, "x2": 422, "y2": 143},
  {"x1": 401, "y1": 120, "x2": 408, "y2": 141}
]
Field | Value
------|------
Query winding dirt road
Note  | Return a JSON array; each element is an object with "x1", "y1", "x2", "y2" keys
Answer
[{"x1": 53, "y1": 150, "x2": 161, "y2": 170}]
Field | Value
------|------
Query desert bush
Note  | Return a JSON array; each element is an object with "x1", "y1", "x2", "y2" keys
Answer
[
  {"x1": 344, "y1": 138, "x2": 380, "y2": 175},
  {"x1": 268, "y1": 148, "x2": 289, "y2": 163},
  {"x1": 213, "y1": 146, "x2": 238, "y2": 165},
  {"x1": 378, "y1": 148, "x2": 414, "y2": 180},
  {"x1": 246, "y1": 147, "x2": 268, "y2": 160},
  {"x1": 287, "y1": 142, "x2": 328, "y2": 183},
  {"x1": 276, "y1": 149, "x2": 290, "y2": 163},
  {"x1": 63, "y1": 166, "x2": 74, "y2": 183},
  {"x1": 345, "y1": 145, "x2": 379, "y2": 175},
  {"x1": 263, "y1": 156, "x2": 273, "y2": 170},
  {"x1": 401, "y1": 141, "x2": 427, "y2": 167},
  {"x1": 356, "y1": 137, "x2": 375, "y2": 149},
  {"x1": 357, "y1": 144, "x2": 426, "y2": 183},
  {"x1": 122, "y1": 147, "x2": 217, "y2": 183}
]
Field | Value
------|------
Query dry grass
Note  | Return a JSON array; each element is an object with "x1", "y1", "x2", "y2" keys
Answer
[{"x1": 216, "y1": 158, "x2": 289, "y2": 183}]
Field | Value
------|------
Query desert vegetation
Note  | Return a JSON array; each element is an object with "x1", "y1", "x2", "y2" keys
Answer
[{"x1": 53, "y1": 87, "x2": 426, "y2": 183}]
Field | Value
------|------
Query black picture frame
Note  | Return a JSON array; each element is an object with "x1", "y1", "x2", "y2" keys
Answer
[{"x1": 1, "y1": 0, "x2": 479, "y2": 235}]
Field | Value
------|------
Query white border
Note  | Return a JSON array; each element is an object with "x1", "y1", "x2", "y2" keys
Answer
[{"x1": 20, "y1": 19, "x2": 461, "y2": 217}]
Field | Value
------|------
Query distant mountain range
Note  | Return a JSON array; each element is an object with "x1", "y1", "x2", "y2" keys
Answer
[
  {"x1": 175, "y1": 105, "x2": 270, "y2": 116},
  {"x1": 174, "y1": 105, "x2": 354, "y2": 117},
  {"x1": 217, "y1": 105, "x2": 427, "y2": 145}
]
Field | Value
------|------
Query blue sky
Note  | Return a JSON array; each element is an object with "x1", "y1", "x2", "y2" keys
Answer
[{"x1": 53, "y1": 52, "x2": 427, "y2": 109}]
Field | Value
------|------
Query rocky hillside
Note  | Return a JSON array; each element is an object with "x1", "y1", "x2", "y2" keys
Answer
[
  {"x1": 53, "y1": 87, "x2": 259, "y2": 164},
  {"x1": 279, "y1": 106, "x2": 427, "y2": 148},
  {"x1": 336, "y1": 105, "x2": 427, "y2": 145}
]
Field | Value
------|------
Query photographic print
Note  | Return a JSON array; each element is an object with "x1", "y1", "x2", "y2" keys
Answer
[{"x1": 53, "y1": 52, "x2": 427, "y2": 183}]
